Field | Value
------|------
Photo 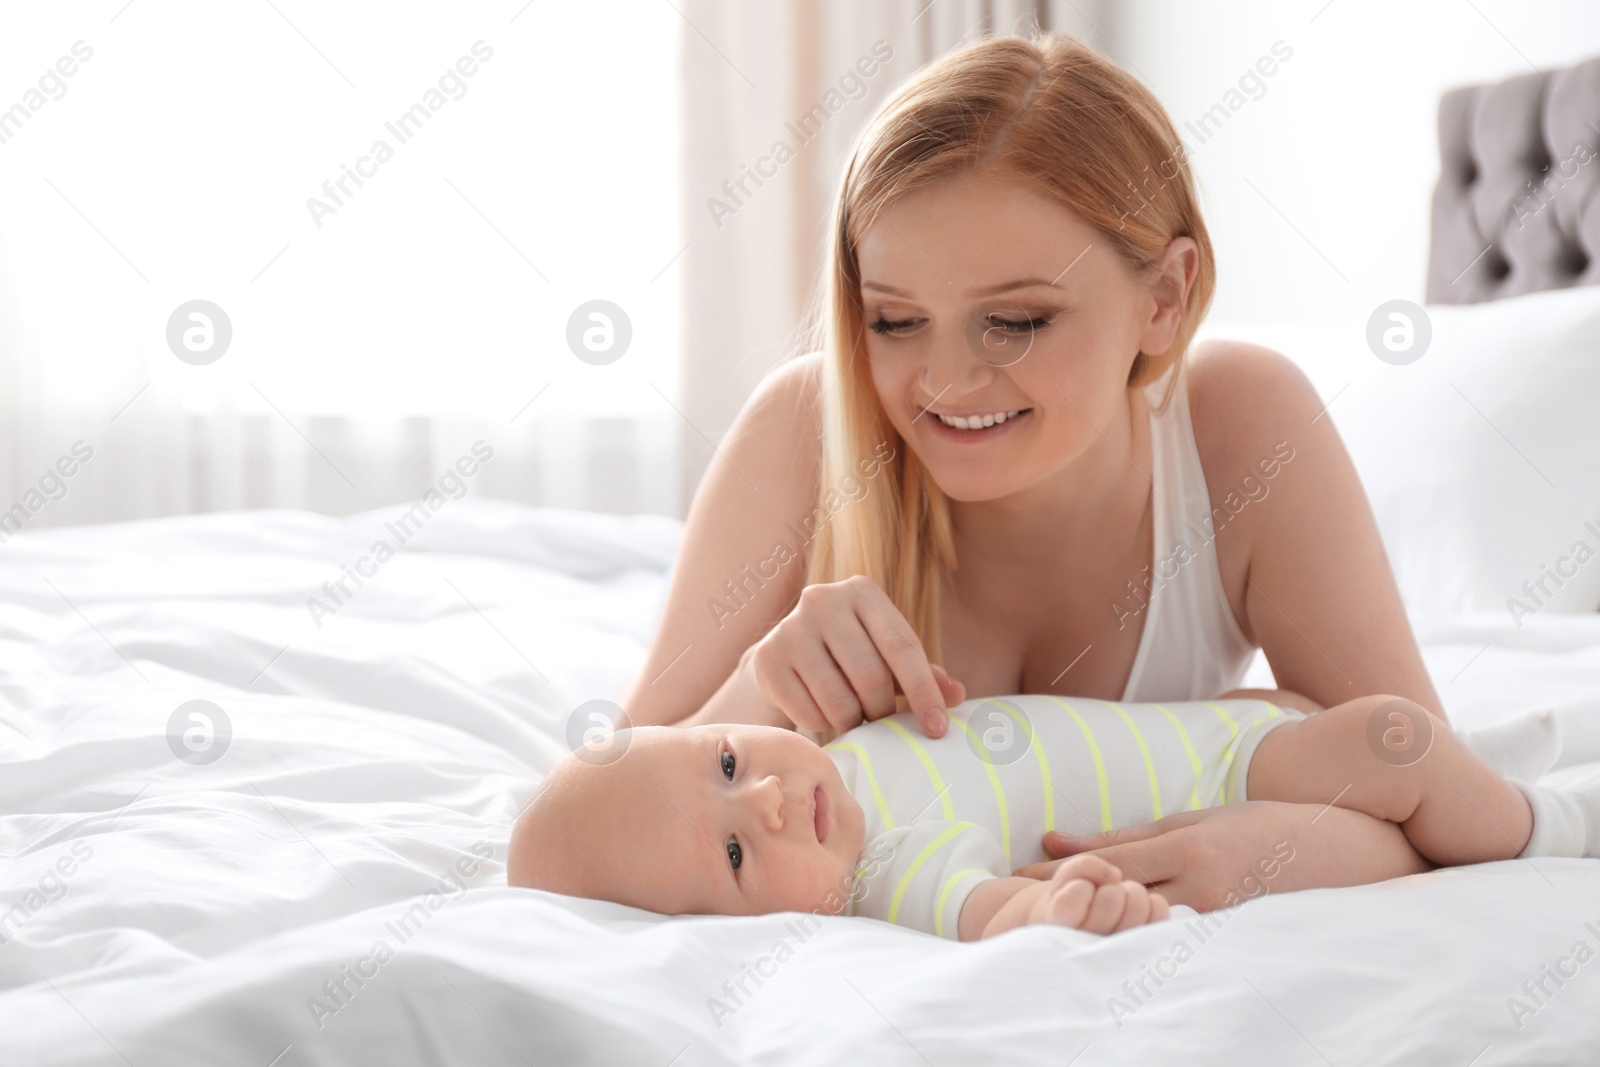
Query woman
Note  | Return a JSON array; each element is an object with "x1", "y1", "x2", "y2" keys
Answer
[{"x1": 625, "y1": 33, "x2": 1438, "y2": 909}]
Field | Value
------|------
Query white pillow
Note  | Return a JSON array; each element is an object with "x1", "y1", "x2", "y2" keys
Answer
[{"x1": 1330, "y1": 286, "x2": 1600, "y2": 618}]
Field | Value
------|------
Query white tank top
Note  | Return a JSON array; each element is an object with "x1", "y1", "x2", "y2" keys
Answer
[{"x1": 1118, "y1": 364, "x2": 1256, "y2": 702}]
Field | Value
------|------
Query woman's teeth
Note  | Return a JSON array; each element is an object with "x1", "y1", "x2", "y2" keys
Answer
[{"x1": 936, "y1": 409, "x2": 1024, "y2": 430}]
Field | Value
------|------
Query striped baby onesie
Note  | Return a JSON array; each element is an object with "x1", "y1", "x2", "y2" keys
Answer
[{"x1": 824, "y1": 695, "x2": 1300, "y2": 939}]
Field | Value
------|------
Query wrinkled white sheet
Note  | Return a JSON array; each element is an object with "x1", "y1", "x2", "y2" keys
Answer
[{"x1": 2, "y1": 501, "x2": 1598, "y2": 1066}]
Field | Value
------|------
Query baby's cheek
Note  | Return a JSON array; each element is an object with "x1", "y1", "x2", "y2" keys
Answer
[{"x1": 810, "y1": 855, "x2": 856, "y2": 914}]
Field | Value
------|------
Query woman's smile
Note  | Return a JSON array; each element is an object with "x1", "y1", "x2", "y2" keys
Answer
[{"x1": 922, "y1": 405, "x2": 1034, "y2": 445}]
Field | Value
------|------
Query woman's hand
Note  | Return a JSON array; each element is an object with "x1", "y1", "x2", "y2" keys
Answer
[
  {"x1": 748, "y1": 575, "x2": 966, "y2": 739},
  {"x1": 1013, "y1": 801, "x2": 1434, "y2": 912}
]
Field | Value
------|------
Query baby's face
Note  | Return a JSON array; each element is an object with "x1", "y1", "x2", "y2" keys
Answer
[{"x1": 509, "y1": 723, "x2": 867, "y2": 918}]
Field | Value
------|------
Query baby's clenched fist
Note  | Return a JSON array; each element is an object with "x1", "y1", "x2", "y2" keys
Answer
[{"x1": 1032, "y1": 854, "x2": 1170, "y2": 934}]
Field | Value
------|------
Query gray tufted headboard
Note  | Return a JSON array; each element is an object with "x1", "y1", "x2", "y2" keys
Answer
[{"x1": 1426, "y1": 55, "x2": 1600, "y2": 304}]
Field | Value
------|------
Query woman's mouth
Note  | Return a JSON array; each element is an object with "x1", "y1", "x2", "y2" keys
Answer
[
  {"x1": 923, "y1": 407, "x2": 1032, "y2": 444},
  {"x1": 813, "y1": 784, "x2": 829, "y2": 843}
]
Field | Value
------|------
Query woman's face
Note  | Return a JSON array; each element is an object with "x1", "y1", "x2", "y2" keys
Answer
[{"x1": 857, "y1": 168, "x2": 1185, "y2": 503}]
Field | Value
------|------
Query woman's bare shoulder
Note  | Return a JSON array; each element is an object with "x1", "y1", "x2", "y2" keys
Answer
[
  {"x1": 768, "y1": 349, "x2": 825, "y2": 409},
  {"x1": 759, "y1": 349, "x2": 825, "y2": 419},
  {"x1": 735, "y1": 350, "x2": 825, "y2": 487},
  {"x1": 1184, "y1": 337, "x2": 1324, "y2": 479}
]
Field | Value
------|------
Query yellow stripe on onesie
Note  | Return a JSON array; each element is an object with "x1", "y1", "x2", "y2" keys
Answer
[{"x1": 826, "y1": 695, "x2": 1301, "y2": 939}]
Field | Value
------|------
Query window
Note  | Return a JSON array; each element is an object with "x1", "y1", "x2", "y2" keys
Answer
[{"x1": 0, "y1": 2, "x2": 682, "y2": 420}]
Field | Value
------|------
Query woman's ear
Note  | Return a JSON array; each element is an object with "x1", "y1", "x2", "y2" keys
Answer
[{"x1": 1138, "y1": 236, "x2": 1199, "y2": 358}]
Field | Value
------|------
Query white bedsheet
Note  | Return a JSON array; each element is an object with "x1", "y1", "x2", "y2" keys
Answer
[{"x1": 2, "y1": 501, "x2": 1598, "y2": 1066}]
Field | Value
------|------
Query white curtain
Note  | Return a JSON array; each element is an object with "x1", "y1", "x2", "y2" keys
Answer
[
  {"x1": 675, "y1": 0, "x2": 1114, "y2": 505},
  {"x1": 0, "y1": 2, "x2": 683, "y2": 530}
]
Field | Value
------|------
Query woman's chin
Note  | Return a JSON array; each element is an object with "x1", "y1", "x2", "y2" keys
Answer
[{"x1": 926, "y1": 473, "x2": 1022, "y2": 503}]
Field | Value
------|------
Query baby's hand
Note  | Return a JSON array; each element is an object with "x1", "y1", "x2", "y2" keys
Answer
[{"x1": 1031, "y1": 854, "x2": 1170, "y2": 934}]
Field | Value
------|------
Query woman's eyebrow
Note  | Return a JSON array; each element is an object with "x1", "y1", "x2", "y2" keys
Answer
[{"x1": 862, "y1": 277, "x2": 1061, "y2": 297}]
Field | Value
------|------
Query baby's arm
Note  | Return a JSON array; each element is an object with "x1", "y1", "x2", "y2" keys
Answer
[
  {"x1": 957, "y1": 855, "x2": 1170, "y2": 941},
  {"x1": 855, "y1": 823, "x2": 1170, "y2": 939}
]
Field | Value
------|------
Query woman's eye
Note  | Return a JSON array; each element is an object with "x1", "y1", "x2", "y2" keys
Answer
[
  {"x1": 721, "y1": 750, "x2": 736, "y2": 780},
  {"x1": 726, "y1": 836, "x2": 743, "y2": 871},
  {"x1": 870, "y1": 314, "x2": 1049, "y2": 336},
  {"x1": 869, "y1": 316, "x2": 916, "y2": 335},
  {"x1": 988, "y1": 315, "x2": 1050, "y2": 333}
]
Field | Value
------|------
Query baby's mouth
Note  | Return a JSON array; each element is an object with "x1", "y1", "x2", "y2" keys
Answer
[{"x1": 813, "y1": 784, "x2": 830, "y2": 844}]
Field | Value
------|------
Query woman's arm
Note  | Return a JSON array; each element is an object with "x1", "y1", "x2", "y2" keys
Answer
[
  {"x1": 1016, "y1": 800, "x2": 1434, "y2": 912},
  {"x1": 623, "y1": 355, "x2": 824, "y2": 729},
  {"x1": 1189, "y1": 342, "x2": 1446, "y2": 720},
  {"x1": 676, "y1": 644, "x2": 790, "y2": 729}
]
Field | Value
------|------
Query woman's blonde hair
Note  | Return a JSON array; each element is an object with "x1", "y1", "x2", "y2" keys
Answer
[{"x1": 801, "y1": 32, "x2": 1215, "y2": 668}]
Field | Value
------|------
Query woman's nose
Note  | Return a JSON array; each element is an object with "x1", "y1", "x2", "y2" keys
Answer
[{"x1": 919, "y1": 327, "x2": 995, "y2": 399}]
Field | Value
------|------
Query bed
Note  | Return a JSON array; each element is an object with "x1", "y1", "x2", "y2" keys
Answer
[{"x1": 6, "y1": 61, "x2": 1600, "y2": 1067}]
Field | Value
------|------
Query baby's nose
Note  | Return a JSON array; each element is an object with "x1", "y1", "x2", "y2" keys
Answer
[{"x1": 755, "y1": 775, "x2": 785, "y2": 831}]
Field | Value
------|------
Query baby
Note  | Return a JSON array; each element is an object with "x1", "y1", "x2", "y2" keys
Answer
[{"x1": 508, "y1": 693, "x2": 1599, "y2": 941}]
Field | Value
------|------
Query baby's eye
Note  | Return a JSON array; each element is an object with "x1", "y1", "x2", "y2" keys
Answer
[
  {"x1": 726, "y1": 836, "x2": 742, "y2": 871},
  {"x1": 721, "y1": 749, "x2": 735, "y2": 780}
]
